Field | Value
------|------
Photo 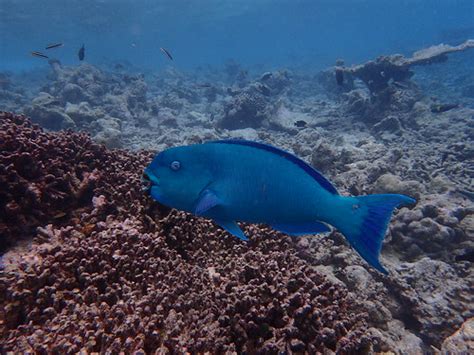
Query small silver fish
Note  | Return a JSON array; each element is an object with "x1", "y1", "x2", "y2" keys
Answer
[
  {"x1": 160, "y1": 47, "x2": 173, "y2": 61},
  {"x1": 196, "y1": 83, "x2": 212, "y2": 88},
  {"x1": 78, "y1": 44, "x2": 85, "y2": 61},
  {"x1": 45, "y1": 43, "x2": 63, "y2": 50},
  {"x1": 31, "y1": 51, "x2": 49, "y2": 59}
]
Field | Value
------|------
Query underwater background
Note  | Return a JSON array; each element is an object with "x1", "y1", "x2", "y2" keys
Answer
[
  {"x1": 1, "y1": 0, "x2": 473, "y2": 353},
  {"x1": 2, "y1": 0, "x2": 474, "y2": 71}
]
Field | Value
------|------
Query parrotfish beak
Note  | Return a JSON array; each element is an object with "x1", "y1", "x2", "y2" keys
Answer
[
  {"x1": 141, "y1": 172, "x2": 152, "y2": 193},
  {"x1": 142, "y1": 169, "x2": 159, "y2": 194}
]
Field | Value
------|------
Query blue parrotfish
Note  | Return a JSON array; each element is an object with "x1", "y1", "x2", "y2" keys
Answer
[{"x1": 143, "y1": 140, "x2": 415, "y2": 273}]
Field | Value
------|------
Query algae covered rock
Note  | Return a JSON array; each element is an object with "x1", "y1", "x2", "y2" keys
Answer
[
  {"x1": 65, "y1": 102, "x2": 102, "y2": 125},
  {"x1": 441, "y1": 318, "x2": 474, "y2": 353},
  {"x1": 93, "y1": 117, "x2": 122, "y2": 148},
  {"x1": 218, "y1": 86, "x2": 269, "y2": 129},
  {"x1": 61, "y1": 83, "x2": 88, "y2": 103},
  {"x1": 25, "y1": 104, "x2": 75, "y2": 130},
  {"x1": 372, "y1": 173, "x2": 424, "y2": 198}
]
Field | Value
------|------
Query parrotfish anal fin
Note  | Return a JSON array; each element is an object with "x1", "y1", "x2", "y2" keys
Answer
[
  {"x1": 214, "y1": 220, "x2": 248, "y2": 241},
  {"x1": 194, "y1": 189, "x2": 221, "y2": 215},
  {"x1": 271, "y1": 221, "x2": 331, "y2": 236}
]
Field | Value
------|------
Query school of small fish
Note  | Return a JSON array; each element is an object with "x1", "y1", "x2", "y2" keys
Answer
[{"x1": 30, "y1": 41, "x2": 173, "y2": 63}]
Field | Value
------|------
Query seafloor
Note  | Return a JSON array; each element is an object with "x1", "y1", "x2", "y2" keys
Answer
[{"x1": 0, "y1": 43, "x2": 473, "y2": 353}]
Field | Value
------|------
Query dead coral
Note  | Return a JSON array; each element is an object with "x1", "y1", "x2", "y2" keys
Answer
[
  {"x1": 337, "y1": 40, "x2": 474, "y2": 122},
  {"x1": 345, "y1": 40, "x2": 474, "y2": 95},
  {"x1": 218, "y1": 85, "x2": 270, "y2": 130}
]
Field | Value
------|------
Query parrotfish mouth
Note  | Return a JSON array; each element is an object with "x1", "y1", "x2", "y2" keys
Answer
[
  {"x1": 142, "y1": 169, "x2": 161, "y2": 194},
  {"x1": 141, "y1": 173, "x2": 152, "y2": 193}
]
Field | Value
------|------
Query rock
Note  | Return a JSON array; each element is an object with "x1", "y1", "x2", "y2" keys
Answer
[
  {"x1": 458, "y1": 215, "x2": 474, "y2": 239},
  {"x1": 315, "y1": 68, "x2": 354, "y2": 96},
  {"x1": 310, "y1": 141, "x2": 339, "y2": 174},
  {"x1": 25, "y1": 105, "x2": 75, "y2": 130},
  {"x1": 342, "y1": 265, "x2": 373, "y2": 289},
  {"x1": 441, "y1": 318, "x2": 474, "y2": 353},
  {"x1": 62, "y1": 83, "x2": 88, "y2": 104},
  {"x1": 429, "y1": 176, "x2": 454, "y2": 193},
  {"x1": 218, "y1": 86, "x2": 269, "y2": 130},
  {"x1": 257, "y1": 70, "x2": 291, "y2": 95},
  {"x1": 343, "y1": 89, "x2": 370, "y2": 116},
  {"x1": 343, "y1": 40, "x2": 474, "y2": 95},
  {"x1": 372, "y1": 173, "x2": 424, "y2": 198},
  {"x1": 227, "y1": 128, "x2": 259, "y2": 141},
  {"x1": 185, "y1": 111, "x2": 211, "y2": 128},
  {"x1": 65, "y1": 102, "x2": 101, "y2": 126},
  {"x1": 31, "y1": 92, "x2": 60, "y2": 107},
  {"x1": 94, "y1": 129, "x2": 121, "y2": 148},
  {"x1": 389, "y1": 258, "x2": 472, "y2": 346},
  {"x1": 93, "y1": 117, "x2": 122, "y2": 148},
  {"x1": 372, "y1": 115, "x2": 402, "y2": 133},
  {"x1": 368, "y1": 322, "x2": 424, "y2": 354},
  {"x1": 268, "y1": 105, "x2": 310, "y2": 133}
]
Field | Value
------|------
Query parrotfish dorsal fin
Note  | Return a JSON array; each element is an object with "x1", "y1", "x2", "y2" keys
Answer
[{"x1": 211, "y1": 139, "x2": 339, "y2": 195}]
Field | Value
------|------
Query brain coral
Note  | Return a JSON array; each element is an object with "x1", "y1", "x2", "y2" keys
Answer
[{"x1": 0, "y1": 112, "x2": 370, "y2": 353}]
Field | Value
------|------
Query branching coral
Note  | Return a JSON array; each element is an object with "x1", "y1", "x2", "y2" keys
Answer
[{"x1": 0, "y1": 112, "x2": 156, "y2": 253}]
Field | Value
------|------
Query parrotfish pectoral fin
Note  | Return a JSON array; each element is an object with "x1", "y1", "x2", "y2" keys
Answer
[
  {"x1": 214, "y1": 220, "x2": 248, "y2": 241},
  {"x1": 337, "y1": 194, "x2": 416, "y2": 274},
  {"x1": 271, "y1": 221, "x2": 331, "y2": 236},
  {"x1": 194, "y1": 189, "x2": 221, "y2": 215}
]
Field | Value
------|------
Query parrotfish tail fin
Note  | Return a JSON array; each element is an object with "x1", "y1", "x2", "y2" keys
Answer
[{"x1": 336, "y1": 194, "x2": 416, "y2": 274}]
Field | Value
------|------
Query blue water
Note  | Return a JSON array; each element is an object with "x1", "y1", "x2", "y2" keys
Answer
[{"x1": 1, "y1": 0, "x2": 473, "y2": 72}]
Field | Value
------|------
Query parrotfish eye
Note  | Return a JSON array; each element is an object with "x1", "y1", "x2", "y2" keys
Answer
[{"x1": 170, "y1": 160, "x2": 181, "y2": 171}]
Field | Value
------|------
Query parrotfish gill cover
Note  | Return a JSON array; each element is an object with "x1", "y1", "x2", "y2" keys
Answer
[{"x1": 144, "y1": 140, "x2": 416, "y2": 274}]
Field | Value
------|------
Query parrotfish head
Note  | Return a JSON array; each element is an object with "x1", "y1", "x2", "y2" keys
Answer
[{"x1": 143, "y1": 145, "x2": 213, "y2": 213}]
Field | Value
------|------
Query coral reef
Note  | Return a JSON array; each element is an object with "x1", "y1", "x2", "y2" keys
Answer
[
  {"x1": 0, "y1": 113, "x2": 370, "y2": 353},
  {"x1": 0, "y1": 112, "x2": 154, "y2": 253},
  {"x1": 0, "y1": 38, "x2": 472, "y2": 353}
]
